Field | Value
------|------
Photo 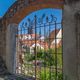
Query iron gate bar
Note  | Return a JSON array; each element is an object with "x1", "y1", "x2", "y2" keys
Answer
[
  {"x1": 54, "y1": 18, "x2": 57, "y2": 80},
  {"x1": 34, "y1": 15, "x2": 37, "y2": 80},
  {"x1": 48, "y1": 21, "x2": 51, "y2": 80},
  {"x1": 62, "y1": 16, "x2": 63, "y2": 80},
  {"x1": 18, "y1": 23, "x2": 61, "y2": 33},
  {"x1": 42, "y1": 15, "x2": 46, "y2": 79}
]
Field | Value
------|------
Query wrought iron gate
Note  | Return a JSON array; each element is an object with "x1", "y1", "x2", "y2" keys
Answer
[{"x1": 16, "y1": 13, "x2": 62, "y2": 80}]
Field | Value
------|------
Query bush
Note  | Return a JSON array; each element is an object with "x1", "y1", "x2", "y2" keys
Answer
[
  {"x1": 24, "y1": 47, "x2": 62, "y2": 67},
  {"x1": 40, "y1": 68, "x2": 62, "y2": 80}
]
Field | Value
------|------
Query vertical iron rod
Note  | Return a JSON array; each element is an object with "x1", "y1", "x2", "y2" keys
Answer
[
  {"x1": 34, "y1": 15, "x2": 37, "y2": 80},
  {"x1": 55, "y1": 21, "x2": 57, "y2": 80}
]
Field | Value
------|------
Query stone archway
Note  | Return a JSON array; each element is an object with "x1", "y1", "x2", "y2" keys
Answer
[
  {"x1": 1, "y1": 0, "x2": 80, "y2": 80},
  {"x1": 0, "y1": 0, "x2": 63, "y2": 74},
  {"x1": 3, "y1": 0, "x2": 63, "y2": 25}
]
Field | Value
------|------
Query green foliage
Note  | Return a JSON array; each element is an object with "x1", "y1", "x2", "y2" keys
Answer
[
  {"x1": 57, "y1": 72, "x2": 63, "y2": 80},
  {"x1": 57, "y1": 47, "x2": 62, "y2": 53},
  {"x1": 40, "y1": 68, "x2": 62, "y2": 80},
  {"x1": 23, "y1": 47, "x2": 63, "y2": 79},
  {"x1": 24, "y1": 47, "x2": 62, "y2": 67}
]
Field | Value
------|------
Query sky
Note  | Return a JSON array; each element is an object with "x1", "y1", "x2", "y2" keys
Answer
[
  {"x1": 18, "y1": 8, "x2": 62, "y2": 35},
  {"x1": 19, "y1": 8, "x2": 62, "y2": 25},
  {"x1": 0, "y1": 0, "x2": 62, "y2": 33},
  {"x1": 0, "y1": 0, "x2": 62, "y2": 19},
  {"x1": 0, "y1": 0, "x2": 16, "y2": 17}
]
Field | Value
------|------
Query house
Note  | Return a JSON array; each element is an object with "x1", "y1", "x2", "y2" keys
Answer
[
  {"x1": 16, "y1": 29, "x2": 62, "y2": 72},
  {"x1": 17, "y1": 29, "x2": 62, "y2": 56},
  {"x1": 17, "y1": 34, "x2": 48, "y2": 54},
  {"x1": 50, "y1": 29, "x2": 62, "y2": 48},
  {"x1": 17, "y1": 34, "x2": 40, "y2": 40}
]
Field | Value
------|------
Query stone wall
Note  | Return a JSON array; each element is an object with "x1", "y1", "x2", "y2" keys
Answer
[
  {"x1": 75, "y1": 13, "x2": 80, "y2": 80},
  {"x1": 0, "y1": 0, "x2": 63, "y2": 75},
  {"x1": 0, "y1": 22, "x2": 18, "y2": 74},
  {"x1": 0, "y1": 20, "x2": 8, "y2": 75},
  {"x1": 63, "y1": 0, "x2": 80, "y2": 80},
  {"x1": 1, "y1": 0, "x2": 80, "y2": 79},
  {"x1": 0, "y1": 56, "x2": 8, "y2": 75},
  {"x1": 0, "y1": 19, "x2": 6, "y2": 61}
]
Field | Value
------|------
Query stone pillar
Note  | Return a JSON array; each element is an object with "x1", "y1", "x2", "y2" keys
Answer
[
  {"x1": 63, "y1": 4, "x2": 78, "y2": 80},
  {"x1": 6, "y1": 24, "x2": 18, "y2": 73},
  {"x1": 76, "y1": 13, "x2": 80, "y2": 80}
]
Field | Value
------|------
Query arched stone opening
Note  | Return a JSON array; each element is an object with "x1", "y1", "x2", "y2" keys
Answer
[
  {"x1": 2, "y1": 0, "x2": 63, "y2": 25},
  {"x1": 2, "y1": 0, "x2": 63, "y2": 74},
  {"x1": 1, "y1": 0, "x2": 80, "y2": 80},
  {"x1": 0, "y1": 0, "x2": 63, "y2": 79}
]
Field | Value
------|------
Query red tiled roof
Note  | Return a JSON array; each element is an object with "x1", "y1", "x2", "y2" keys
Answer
[
  {"x1": 17, "y1": 34, "x2": 40, "y2": 38},
  {"x1": 49, "y1": 29, "x2": 60, "y2": 39},
  {"x1": 19, "y1": 39, "x2": 48, "y2": 49}
]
